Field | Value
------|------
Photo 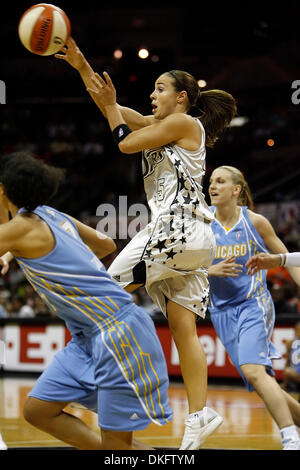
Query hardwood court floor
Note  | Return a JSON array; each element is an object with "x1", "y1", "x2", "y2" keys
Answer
[{"x1": 0, "y1": 375, "x2": 297, "y2": 450}]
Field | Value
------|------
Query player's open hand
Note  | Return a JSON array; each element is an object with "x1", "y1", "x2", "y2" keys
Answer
[
  {"x1": 86, "y1": 72, "x2": 117, "y2": 108},
  {"x1": 246, "y1": 253, "x2": 281, "y2": 275},
  {"x1": 55, "y1": 37, "x2": 85, "y2": 71},
  {"x1": 208, "y1": 256, "x2": 243, "y2": 277}
]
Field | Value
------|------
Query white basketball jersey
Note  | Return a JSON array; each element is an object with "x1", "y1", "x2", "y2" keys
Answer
[{"x1": 142, "y1": 119, "x2": 213, "y2": 222}]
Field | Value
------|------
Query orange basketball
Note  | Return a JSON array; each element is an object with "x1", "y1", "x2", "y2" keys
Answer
[{"x1": 18, "y1": 3, "x2": 71, "y2": 56}]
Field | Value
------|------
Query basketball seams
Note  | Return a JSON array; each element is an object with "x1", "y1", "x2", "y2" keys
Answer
[
  {"x1": 53, "y1": 5, "x2": 71, "y2": 37},
  {"x1": 18, "y1": 4, "x2": 71, "y2": 56},
  {"x1": 30, "y1": 5, "x2": 54, "y2": 55}
]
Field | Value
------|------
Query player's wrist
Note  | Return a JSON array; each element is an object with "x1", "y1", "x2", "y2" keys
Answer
[
  {"x1": 278, "y1": 253, "x2": 287, "y2": 267},
  {"x1": 104, "y1": 103, "x2": 118, "y2": 110},
  {"x1": 77, "y1": 58, "x2": 89, "y2": 73},
  {"x1": 112, "y1": 124, "x2": 132, "y2": 146}
]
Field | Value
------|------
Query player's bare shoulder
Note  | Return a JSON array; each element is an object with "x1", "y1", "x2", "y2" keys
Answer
[
  {"x1": 247, "y1": 209, "x2": 277, "y2": 241},
  {"x1": 166, "y1": 113, "x2": 202, "y2": 149},
  {"x1": 247, "y1": 209, "x2": 269, "y2": 229},
  {"x1": 9, "y1": 213, "x2": 40, "y2": 242},
  {"x1": 166, "y1": 113, "x2": 196, "y2": 126}
]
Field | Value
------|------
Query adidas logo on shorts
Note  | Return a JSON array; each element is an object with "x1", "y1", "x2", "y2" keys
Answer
[{"x1": 130, "y1": 413, "x2": 139, "y2": 420}]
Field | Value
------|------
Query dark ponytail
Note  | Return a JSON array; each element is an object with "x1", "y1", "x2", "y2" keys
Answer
[
  {"x1": 0, "y1": 152, "x2": 65, "y2": 211},
  {"x1": 167, "y1": 70, "x2": 237, "y2": 148},
  {"x1": 197, "y1": 90, "x2": 237, "y2": 148}
]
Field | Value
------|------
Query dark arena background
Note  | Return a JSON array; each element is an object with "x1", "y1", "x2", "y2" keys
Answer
[{"x1": 0, "y1": 0, "x2": 300, "y2": 455}]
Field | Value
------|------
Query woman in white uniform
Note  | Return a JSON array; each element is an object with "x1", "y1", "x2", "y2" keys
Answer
[{"x1": 56, "y1": 38, "x2": 237, "y2": 450}]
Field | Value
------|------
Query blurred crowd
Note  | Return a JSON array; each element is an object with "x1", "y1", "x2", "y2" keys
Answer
[{"x1": 0, "y1": 260, "x2": 54, "y2": 319}]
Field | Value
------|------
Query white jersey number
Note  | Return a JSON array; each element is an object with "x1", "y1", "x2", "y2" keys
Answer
[{"x1": 156, "y1": 178, "x2": 165, "y2": 201}]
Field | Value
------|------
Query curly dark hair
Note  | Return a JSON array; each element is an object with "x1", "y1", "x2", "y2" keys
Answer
[{"x1": 0, "y1": 152, "x2": 65, "y2": 211}]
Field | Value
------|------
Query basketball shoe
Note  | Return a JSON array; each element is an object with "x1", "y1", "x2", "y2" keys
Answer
[
  {"x1": 0, "y1": 433, "x2": 7, "y2": 450},
  {"x1": 282, "y1": 439, "x2": 300, "y2": 450},
  {"x1": 179, "y1": 406, "x2": 223, "y2": 450}
]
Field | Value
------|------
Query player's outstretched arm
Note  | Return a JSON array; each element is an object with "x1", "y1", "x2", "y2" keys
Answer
[
  {"x1": 247, "y1": 210, "x2": 300, "y2": 285},
  {"x1": 246, "y1": 252, "x2": 300, "y2": 275},
  {"x1": 55, "y1": 37, "x2": 107, "y2": 115},
  {"x1": 246, "y1": 253, "x2": 282, "y2": 275},
  {"x1": 55, "y1": 38, "x2": 153, "y2": 130}
]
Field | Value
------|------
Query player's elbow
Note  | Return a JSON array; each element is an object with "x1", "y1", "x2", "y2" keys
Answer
[
  {"x1": 100, "y1": 238, "x2": 117, "y2": 257},
  {"x1": 118, "y1": 139, "x2": 135, "y2": 154},
  {"x1": 108, "y1": 238, "x2": 117, "y2": 254},
  {"x1": 93, "y1": 238, "x2": 117, "y2": 259}
]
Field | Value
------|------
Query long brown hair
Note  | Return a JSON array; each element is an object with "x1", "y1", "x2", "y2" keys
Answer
[
  {"x1": 217, "y1": 165, "x2": 254, "y2": 210},
  {"x1": 167, "y1": 70, "x2": 237, "y2": 148}
]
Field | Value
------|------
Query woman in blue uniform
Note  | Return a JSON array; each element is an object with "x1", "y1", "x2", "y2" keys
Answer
[
  {"x1": 208, "y1": 165, "x2": 300, "y2": 450},
  {"x1": 0, "y1": 152, "x2": 172, "y2": 450}
]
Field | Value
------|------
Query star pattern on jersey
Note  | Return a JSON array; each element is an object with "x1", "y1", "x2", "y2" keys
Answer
[
  {"x1": 192, "y1": 198, "x2": 200, "y2": 209},
  {"x1": 153, "y1": 238, "x2": 167, "y2": 252},
  {"x1": 166, "y1": 248, "x2": 176, "y2": 259},
  {"x1": 167, "y1": 154, "x2": 202, "y2": 216},
  {"x1": 142, "y1": 146, "x2": 207, "y2": 266},
  {"x1": 159, "y1": 218, "x2": 175, "y2": 237},
  {"x1": 173, "y1": 158, "x2": 181, "y2": 168},
  {"x1": 192, "y1": 293, "x2": 210, "y2": 313},
  {"x1": 178, "y1": 174, "x2": 186, "y2": 191},
  {"x1": 144, "y1": 241, "x2": 180, "y2": 263},
  {"x1": 183, "y1": 192, "x2": 193, "y2": 205}
]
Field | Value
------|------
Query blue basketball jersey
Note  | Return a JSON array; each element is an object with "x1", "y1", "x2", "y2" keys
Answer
[
  {"x1": 15, "y1": 206, "x2": 133, "y2": 336},
  {"x1": 209, "y1": 206, "x2": 269, "y2": 309},
  {"x1": 290, "y1": 338, "x2": 300, "y2": 374}
]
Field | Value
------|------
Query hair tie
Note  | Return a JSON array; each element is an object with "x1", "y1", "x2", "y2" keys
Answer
[{"x1": 168, "y1": 70, "x2": 183, "y2": 91}]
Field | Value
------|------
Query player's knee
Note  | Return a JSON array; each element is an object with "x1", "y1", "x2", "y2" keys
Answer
[
  {"x1": 23, "y1": 397, "x2": 43, "y2": 426},
  {"x1": 169, "y1": 319, "x2": 197, "y2": 347},
  {"x1": 23, "y1": 397, "x2": 53, "y2": 427},
  {"x1": 241, "y1": 364, "x2": 264, "y2": 386},
  {"x1": 167, "y1": 304, "x2": 196, "y2": 342}
]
